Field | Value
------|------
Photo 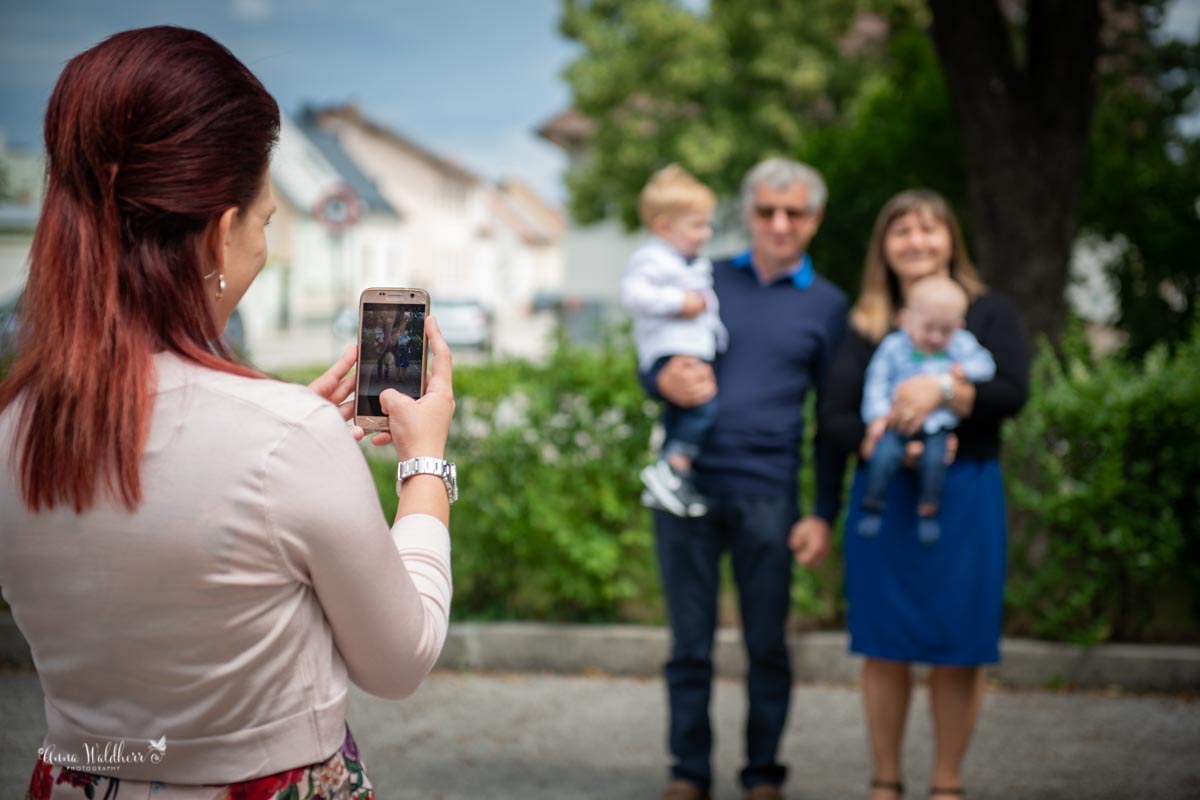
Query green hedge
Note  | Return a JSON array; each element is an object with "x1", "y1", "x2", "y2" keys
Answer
[
  {"x1": 1002, "y1": 324, "x2": 1200, "y2": 644},
  {"x1": 430, "y1": 335, "x2": 661, "y2": 621},
  {"x1": 284, "y1": 324, "x2": 1200, "y2": 642}
]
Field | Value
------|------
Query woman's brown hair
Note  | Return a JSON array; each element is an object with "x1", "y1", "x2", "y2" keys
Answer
[
  {"x1": 850, "y1": 189, "x2": 987, "y2": 343},
  {"x1": 0, "y1": 27, "x2": 280, "y2": 512}
]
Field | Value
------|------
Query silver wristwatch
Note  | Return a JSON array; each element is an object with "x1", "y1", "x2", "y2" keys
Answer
[
  {"x1": 396, "y1": 457, "x2": 458, "y2": 504},
  {"x1": 938, "y1": 373, "x2": 955, "y2": 404}
]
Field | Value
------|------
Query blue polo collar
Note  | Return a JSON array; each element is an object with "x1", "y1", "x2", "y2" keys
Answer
[{"x1": 731, "y1": 250, "x2": 815, "y2": 289}]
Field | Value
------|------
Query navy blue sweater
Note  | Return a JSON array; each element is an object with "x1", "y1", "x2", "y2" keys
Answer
[{"x1": 649, "y1": 253, "x2": 847, "y2": 519}]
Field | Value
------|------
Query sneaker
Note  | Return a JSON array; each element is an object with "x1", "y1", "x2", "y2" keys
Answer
[
  {"x1": 858, "y1": 513, "x2": 883, "y2": 537},
  {"x1": 640, "y1": 488, "x2": 667, "y2": 512},
  {"x1": 640, "y1": 459, "x2": 708, "y2": 518}
]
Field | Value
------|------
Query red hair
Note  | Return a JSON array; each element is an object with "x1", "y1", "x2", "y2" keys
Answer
[{"x1": 0, "y1": 27, "x2": 280, "y2": 512}]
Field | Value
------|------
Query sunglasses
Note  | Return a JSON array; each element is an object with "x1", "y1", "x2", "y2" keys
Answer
[{"x1": 753, "y1": 204, "x2": 811, "y2": 222}]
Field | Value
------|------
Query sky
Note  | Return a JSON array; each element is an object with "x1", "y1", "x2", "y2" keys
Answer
[
  {"x1": 0, "y1": 0, "x2": 579, "y2": 203},
  {"x1": 2, "y1": 0, "x2": 1197, "y2": 206}
]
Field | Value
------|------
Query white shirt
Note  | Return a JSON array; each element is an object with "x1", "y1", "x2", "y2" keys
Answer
[
  {"x1": 0, "y1": 352, "x2": 452, "y2": 783},
  {"x1": 620, "y1": 237, "x2": 729, "y2": 371}
]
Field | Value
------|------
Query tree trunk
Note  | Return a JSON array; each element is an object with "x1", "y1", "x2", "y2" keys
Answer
[{"x1": 928, "y1": 0, "x2": 1102, "y2": 345}]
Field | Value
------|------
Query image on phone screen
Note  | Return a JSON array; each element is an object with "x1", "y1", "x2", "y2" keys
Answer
[{"x1": 356, "y1": 302, "x2": 426, "y2": 415}]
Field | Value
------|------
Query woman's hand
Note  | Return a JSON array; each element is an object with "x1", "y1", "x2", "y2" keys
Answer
[
  {"x1": 378, "y1": 315, "x2": 455, "y2": 460},
  {"x1": 888, "y1": 374, "x2": 943, "y2": 436},
  {"x1": 308, "y1": 344, "x2": 367, "y2": 441},
  {"x1": 860, "y1": 416, "x2": 889, "y2": 460},
  {"x1": 656, "y1": 356, "x2": 717, "y2": 408}
]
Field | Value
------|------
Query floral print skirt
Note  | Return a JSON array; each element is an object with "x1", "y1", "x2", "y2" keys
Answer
[{"x1": 25, "y1": 725, "x2": 374, "y2": 800}]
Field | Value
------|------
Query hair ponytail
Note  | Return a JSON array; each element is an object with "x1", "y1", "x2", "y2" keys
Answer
[{"x1": 0, "y1": 26, "x2": 279, "y2": 512}]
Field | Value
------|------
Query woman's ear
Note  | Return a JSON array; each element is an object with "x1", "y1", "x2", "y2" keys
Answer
[{"x1": 207, "y1": 206, "x2": 238, "y2": 272}]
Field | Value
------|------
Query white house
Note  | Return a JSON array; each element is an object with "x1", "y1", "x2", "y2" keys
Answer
[
  {"x1": 304, "y1": 104, "x2": 565, "y2": 359},
  {"x1": 1, "y1": 112, "x2": 565, "y2": 368},
  {"x1": 241, "y1": 114, "x2": 407, "y2": 367}
]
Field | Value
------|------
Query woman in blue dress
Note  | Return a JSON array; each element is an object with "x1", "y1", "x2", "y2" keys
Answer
[{"x1": 818, "y1": 190, "x2": 1029, "y2": 799}]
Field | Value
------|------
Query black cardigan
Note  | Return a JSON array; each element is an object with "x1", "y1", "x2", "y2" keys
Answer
[{"x1": 817, "y1": 292, "x2": 1031, "y2": 517}]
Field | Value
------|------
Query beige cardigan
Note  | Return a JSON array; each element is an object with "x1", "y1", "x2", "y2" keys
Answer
[{"x1": 0, "y1": 352, "x2": 452, "y2": 783}]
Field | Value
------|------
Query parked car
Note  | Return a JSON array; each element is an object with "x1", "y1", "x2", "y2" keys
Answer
[{"x1": 432, "y1": 298, "x2": 492, "y2": 353}]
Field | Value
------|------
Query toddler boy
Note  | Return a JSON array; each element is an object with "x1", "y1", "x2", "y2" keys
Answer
[{"x1": 621, "y1": 165, "x2": 728, "y2": 517}]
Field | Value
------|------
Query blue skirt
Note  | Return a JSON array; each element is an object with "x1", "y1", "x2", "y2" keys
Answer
[{"x1": 844, "y1": 458, "x2": 1008, "y2": 665}]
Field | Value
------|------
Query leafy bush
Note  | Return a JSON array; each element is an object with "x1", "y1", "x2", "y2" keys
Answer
[
  {"x1": 431, "y1": 334, "x2": 841, "y2": 624},
  {"x1": 432, "y1": 335, "x2": 661, "y2": 621},
  {"x1": 275, "y1": 340, "x2": 666, "y2": 621},
  {"x1": 1003, "y1": 324, "x2": 1200, "y2": 643},
  {"x1": 275, "y1": 324, "x2": 1200, "y2": 643}
]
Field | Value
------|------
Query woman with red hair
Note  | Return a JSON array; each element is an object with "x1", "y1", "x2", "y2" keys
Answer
[{"x1": 0, "y1": 27, "x2": 455, "y2": 798}]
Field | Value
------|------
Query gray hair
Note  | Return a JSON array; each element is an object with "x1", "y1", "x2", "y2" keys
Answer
[{"x1": 739, "y1": 157, "x2": 828, "y2": 216}]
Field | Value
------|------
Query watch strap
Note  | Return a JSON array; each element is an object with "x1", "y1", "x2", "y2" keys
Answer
[
  {"x1": 396, "y1": 457, "x2": 458, "y2": 504},
  {"x1": 939, "y1": 373, "x2": 955, "y2": 403}
]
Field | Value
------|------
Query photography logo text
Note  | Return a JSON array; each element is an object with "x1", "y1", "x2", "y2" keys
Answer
[{"x1": 38, "y1": 737, "x2": 167, "y2": 771}]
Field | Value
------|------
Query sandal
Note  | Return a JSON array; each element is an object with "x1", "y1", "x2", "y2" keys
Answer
[
  {"x1": 870, "y1": 779, "x2": 904, "y2": 796},
  {"x1": 929, "y1": 789, "x2": 964, "y2": 797}
]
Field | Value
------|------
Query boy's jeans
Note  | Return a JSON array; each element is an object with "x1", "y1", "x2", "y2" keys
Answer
[
  {"x1": 644, "y1": 356, "x2": 718, "y2": 461},
  {"x1": 862, "y1": 428, "x2": 950, "y2": 512}
]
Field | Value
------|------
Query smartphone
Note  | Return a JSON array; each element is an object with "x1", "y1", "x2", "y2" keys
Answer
[{"x1": 354, "y1": 287, "x2": 430, "y2": 433}]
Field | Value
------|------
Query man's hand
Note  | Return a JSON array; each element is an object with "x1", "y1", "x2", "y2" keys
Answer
[
  {"x1": 679, "y1": 291, "x2": 707, "y2": 319},
  {"x1": 789, "y1": 516, "x2": 831, "y2": 568},
  {"x1": 656, "y1": 356, "x2": 717, "y2": 408}
]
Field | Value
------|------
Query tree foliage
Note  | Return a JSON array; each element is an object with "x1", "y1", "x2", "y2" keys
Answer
[
  {"x1": 560, "y1": 0, "x2": 923, "y2": 230},
  {"x1": 1080, "y1": 0, "x2": 1200, "y2": 355},
  {"x1": 559, "y1": 0, "x2": 1199, "y2": 351}
]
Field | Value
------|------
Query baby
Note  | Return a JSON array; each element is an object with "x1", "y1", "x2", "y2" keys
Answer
[{"x1": 859, "y1": 275, "x2": 996, "y2": 543}]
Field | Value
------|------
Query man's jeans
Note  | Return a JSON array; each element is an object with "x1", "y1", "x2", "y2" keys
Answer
[
  {"x1": 653, "y1": 493, "x2": 796, "y2": 791},
  {"x1": 862, "y1": 428, "x2": 950, "y2": 511}
]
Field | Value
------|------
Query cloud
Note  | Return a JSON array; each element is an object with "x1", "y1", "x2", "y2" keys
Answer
[{"x1": 231, "y1": 0, "x2": 273, "y2": 22}]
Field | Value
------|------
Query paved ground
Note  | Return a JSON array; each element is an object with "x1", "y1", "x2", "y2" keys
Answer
[{"x1": 3, "y1": 668, "x2": 1198, "y2": 800}]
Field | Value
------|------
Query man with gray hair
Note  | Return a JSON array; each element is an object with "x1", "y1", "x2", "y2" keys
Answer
[{"x1": 642, "y1": 157, "x2": 847, "y2": 800}]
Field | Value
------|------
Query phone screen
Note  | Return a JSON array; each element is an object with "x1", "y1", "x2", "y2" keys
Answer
[{"x1": 356, "y1": 301, "x2": 427, "y2": 415}]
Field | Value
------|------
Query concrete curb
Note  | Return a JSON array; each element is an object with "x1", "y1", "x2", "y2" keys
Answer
[
  {"x1": 438, "y1": 622, "x2": 1200, "y2": 692},
  {"x1": 4, "y1": 612, "x2": 1199, "y2": 691}
]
